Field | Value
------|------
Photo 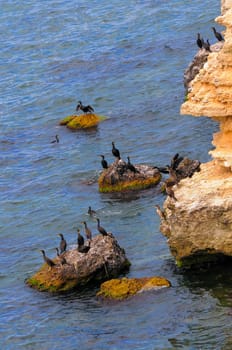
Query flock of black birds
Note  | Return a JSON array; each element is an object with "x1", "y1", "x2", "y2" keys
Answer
[
  {"x1": 39, "y1": 213, "x2": 110, "y2": 269},
  {"x1": 196, "y1": 26, "x2": 224, "y2": 51}
]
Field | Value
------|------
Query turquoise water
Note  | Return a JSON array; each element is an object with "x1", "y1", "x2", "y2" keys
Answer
[{"x1": 2, "y1": 1, "x2": 232, "y2": 349}]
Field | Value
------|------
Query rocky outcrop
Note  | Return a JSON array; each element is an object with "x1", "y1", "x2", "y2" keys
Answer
[
  {"x1": 27, "y1": 234, "x2": 130, "y2": 292},
  {"x1": 98, "y1": 160, "x2": 161, "y2": 193},
  {"x1": 158, "y1": 3, "x2": 232, "y2": 267},
  {"x1": 97, "y1": 276, "x2": 171, "y2": 300},
  {"x1": 60, "y1": 114, "x2": 106, "y2": 130}
]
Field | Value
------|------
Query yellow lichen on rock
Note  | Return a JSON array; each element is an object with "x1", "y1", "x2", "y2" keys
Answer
[
  {"x1": 97, "y1": 277, "x2": 171, "y2": 300},
  {"x1": 59, "y1": 114, "x2": 106, "y2": 129}
]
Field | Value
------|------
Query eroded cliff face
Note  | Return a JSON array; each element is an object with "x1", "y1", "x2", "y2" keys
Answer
[{"x1": 159, "y1": 2, "x2": 232, "y2": 266}]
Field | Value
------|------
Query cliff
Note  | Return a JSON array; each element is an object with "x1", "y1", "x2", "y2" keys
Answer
[{"x1": 158, "y1": 2, "x2": 232, "y2": 267}]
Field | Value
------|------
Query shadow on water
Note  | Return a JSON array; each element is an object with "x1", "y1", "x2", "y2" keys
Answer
[{"x1": 178, "y1": 257, "x2": 232, "y2": 307}]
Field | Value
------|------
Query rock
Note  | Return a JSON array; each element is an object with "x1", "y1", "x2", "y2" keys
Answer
[
  {"x1": 98, "y1": 160, "x2": 161, "y2": 193},
  {"x1": 26, "y1": 234, "x2": 130, "y2": 292},
  {"x1": 59, "y1": 114, "x2": 106, "y2": 130},
  {"x1": 157, "y1": 3, "x2": 232, "y2": 268},
  {"x1": 159, "y1": 161, "x2": 232, "y2": 267},
  {"x1": 97, "y1": 276, "x2": 171, "y2": 300}
]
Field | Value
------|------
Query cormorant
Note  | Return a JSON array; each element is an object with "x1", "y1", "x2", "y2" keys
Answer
[
  {"x1": 100, "y1": 155, "x2": 108, "y2": 169},
  {"x1": 127, "y1": 156, "x2": 139, "y2": 173},
  {"x1": 203, "y1": 39, "x2": 211, "y2": 52},
  {"x1": 51, "y1": 135, "x2": 59, "y2": 143},
  {"x1": 112, "y1": 142, "x2": 120, "y2": 158},
  {"x1": 40, "y1": 249, "x2": 56, "y2": 270},
  {"x1": 212, "y1": 27, "x2": 224, "y2": 41},
  {"x1": 88, "y1": 206, "x2": 97, "y2": 216},
  {"x1": 154, "y1": 204, "x2": 166, "y2": 220},
  {"x1": 55, "y1": 247, "x2": 67, "y2": 265},
  {"x1": 57, "y1": 233, "x2": 67, "y2": 253},
  {"x1": 78, "y1": 241, "x2": 91, "y2": 253},
  {"x1": 164, "y1": 182, "x2": 177, "y2": 201},
  {"x1": 196, "y1": 33, "x2": 203, "y2": 49},
  {"x1": 96, "y1": 218, "x2": 108, "y2": 236},
  {"x1": 167, "y1": 165, "x2": 178, "y2": 184},
  {"x1": 76, "y1": 101, "x2": 94, "y2": 114},
  {"x1": 77, "y1": 228, "x2": 84, "y2": 247},
  {"x1": 82, "y1": 221, "x2": 92, "y2": 241}
]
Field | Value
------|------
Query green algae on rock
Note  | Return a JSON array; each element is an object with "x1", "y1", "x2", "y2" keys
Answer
[
  {"x1": 26, "y1": 234, "x2": 130, "y2": 293},
  {"x1": 59, "y1": 114, "x2": 107, "y2": 130},
  {"x1": 98, "y1": 161, "x2": 161, "y2": 193},
  {"x1": 97, "y1": 276, "x2": 171, "y2": 300}
]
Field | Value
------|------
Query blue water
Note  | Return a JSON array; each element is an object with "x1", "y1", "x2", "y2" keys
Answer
[{"x1": 1, "y1": 0, "x2": 231, "y2": 349}]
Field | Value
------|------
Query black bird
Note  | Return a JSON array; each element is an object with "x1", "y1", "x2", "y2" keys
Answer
[
  {"x1": 100, "y1": 155, "x2": 108, "y2": 169},
  {"x1": 112, "y1": 142, "x2": 120, "y2": 159},
  {"x1": 167, "y1": 165, "x2": 179, "y2": 184},
  {"x1": 88, "y1": 206, "x2": 97, "y2": 216},
  {"x1": 170, "y1": 153, "x2": 184, "y2": 170},
  {"x1": 127, "y1": 156, "x2": 139, "y2": 173},
  {"x1": 212, "y1": 27, "x2": 224, "y2": 41},
  {"x1": 77, "y1": 228, "x2": 85, "y2": 247},
  {"x1": 55, "y1": 248, "x2": 67, "y2": 265},
  {"x1": 196, "y1": 33, "x2": 203, "y2": 49},
  {"x1": 78, "y1": 241, "x2": 91, "y2": 253},
  {"x1": 57, "y1": 233, "x2": 67, "y2": 253},
  {"x1": 154, "y1": 204, "x2": 166, "y2": 220},
  {"x1": 82, "y1": 221, "x2": 92, "y2": 241},
  {"x1": 76, "y1": 101, "x2": 94, "y2": 114},
  {"x1": 51, "y1": 135, "x2": 59, "y2": 143},
  {"x1": 203, "y1": 39, "x2": 211, "y2": 52},
  {"x1": 164, "y1": 182, "x2": 177, "y2": 201},
  {"x1": 96, "y1": 218, "x2": 108, "y2": 236},
  {"x1": 40, "y1": 249, "x2": 56, "y2": 270}
]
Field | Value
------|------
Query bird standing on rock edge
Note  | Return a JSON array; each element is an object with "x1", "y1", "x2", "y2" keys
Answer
[
  {"x1": 55, "y1": 248, "x2": 67, "y2": 265},
  {"x1": 100, "y1": 155, "x2": 108, "y2": 169},
  {"x1": 76, "y1": 101, "x2": 94, "y2": 114},
  {"x1": 40, "y1": 249, "x2": 56, "y2": 270},
  {"x1": 112, "y1": 142, "x2": 120, "y2": 159},
  {"x1": 212, "y1": 27, "x2": 224, "y2": 42},
  {"x1": 127, "y1": 156, "x2": 139, "y2": 174},
  {"x1": 96, "y1": 218, "x2": 108, "y2": 236},
  {"x1": 82, "y1": 221, "x2": 92, "y2": 241},
  {"x1": 196, "y1": 33, "x2": 203, "y2": 49},
  {"x1": 77, "y1": 228, "x2": 85, "y2": 247},
  {"x1": 57, "y1": 233, "x2": 67, "y2": 253}
]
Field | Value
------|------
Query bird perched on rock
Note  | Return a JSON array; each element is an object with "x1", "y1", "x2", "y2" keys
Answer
[
  {"x1": 203, "y1": 39, "x2": 211, "y2": 52},
  {"x1": 164, "y1": 182, "x2": 177, "y2": 201},
  {"x1": 127, "y1": 156, "x2": 139, "y2": 174},
  {"x1": 40, "y1": 249, "x2": 56, "y2": 270},
  {"x1": 167, "y1": 165, "x2": 179, "y2": 185},
  {"x1": 112, "y1": 142, "x2": 120, "y2": 159},
  {"x1": 88, "y1": 206, "x2": 97, "y2": 217},
  {"x1": 100, "y1": 155, "x2": 108, "y2": 169},
  {"x1": 55, "y1": 248, "x2": 67, "y2": 265},
  {"x1": 77, "y1": 228, "x2": 84, "y2": 247},
  {"x1": 170, "y1": 153, "x2": 183, "y2": 170},
  {"x1": 76, "y1": 101, "x2": 94, "y2": 114},
  {"x1": 78, "y1": 241, "x2": 91, "y2": 253},
  {"x1": 212, "y1": 27, "x2": 224, "y2": 41},
  {"x1": 154, "y1": 204, "x2": 166, "y2": 220},
  {"x1": 51, "y1": 135, "x2": 59, "y2": 144},
  {"x1": 96, "y1": 218, "x2": 108, "y2": 236},
  {"x1": 196, "y1": 33, "x2": 203, "y2": 49},
  {"x1": 82, "y1": 221, "x2": 92, "y2": 241},
  {"x1": 57, "y1": 233, "x2": 67, "y2": 253}
]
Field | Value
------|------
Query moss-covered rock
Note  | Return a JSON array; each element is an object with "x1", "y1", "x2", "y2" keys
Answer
[
  {"x1": 59, "y1": 114, "x2": 106, "y2": 129},
  {"x1": 26, "y1": 234, "x2": 130, "y2": 293},
  {"x1": 97, "y1": 276, "x2": 171, "y2": 300},
  {"x1": 98, "y1": 161, "x2": 161, "y2": 193}
]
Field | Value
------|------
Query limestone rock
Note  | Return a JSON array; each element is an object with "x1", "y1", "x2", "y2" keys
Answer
[
  {"x1": 97, "y1": 276, "x2": 171, "y2": 300},
  {"x1": 159, "y1": 161, "x2": 232, "y2": 267},
  {"x1": 27, "y1": 234, "x2": 130, "y2": 292},
  {"x1": 98, "y1": 159, "x2": 161, "y2": 193}
]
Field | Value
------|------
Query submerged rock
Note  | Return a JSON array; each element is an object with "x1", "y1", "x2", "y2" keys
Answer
[
  {"x1": 98, "y1": 160, "x2": 161, "y2": 193},
  {"x1": 97, "y1": 276, "x2": 171, "y2": 300},
  {"x1": 27, "y1": 234, "x2": 130, "y2": 292},
  {"x1": 59, "y1": 114, "x2": 106, "y2": 130}
]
